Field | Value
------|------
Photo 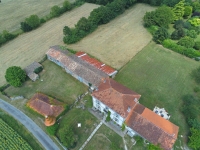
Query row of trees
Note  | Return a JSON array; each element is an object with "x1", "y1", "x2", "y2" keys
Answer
[
  {"x1": 20, "y1": 1, "x2": 73, "y2": 32},
  {"x1": 0, "y1": 30, "x2": 16, "y2": 47},
  {"x1": 63, "y1": 0, "x2": 138, "y2": 44}
]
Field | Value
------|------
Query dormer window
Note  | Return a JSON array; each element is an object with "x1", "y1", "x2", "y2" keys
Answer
[{"x1": 134, "y1": 98, "x2": 138, "y2": 102}]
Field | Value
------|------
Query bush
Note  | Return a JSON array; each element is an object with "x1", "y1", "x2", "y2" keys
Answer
[
  {"x1": 0, "y1": 84, "x2": 10, "y2": 92},
  {"x1": 147, "y1": 25, "x2": 159, "y2": 34},
  {"x1": 25, "y1": 15, "x2": 40, "y2": 29},
  {"x1": 177, "y1": 36, "x2": 195, "y2": 48},
  {"x1": 188, "y1": 17, "x2": 200, "y2": 27},
  {"x1": 187, "y1": 30, "x2": 197, "y2": 38},
  {"x1": 173, "y1": 19, "x2": 184, "y2": 29},
  {"x1": 5, "y1": 66, "x2": 26, "y2": 87},
  {"x1": 34, "y1": 66, "x2": 43, "y2": 74},
  {"x1": 171, "y1": 28, "x2": 185, "y2": 40},
  {"x1": 40, "y1": 18, "x2": 46, "y2": 24},
  {"x1": 184, "y1": 6, "x2": 193, "y2": 18},
  {"x1": 46, "y1": 123, "x2": 59, "y2": 136},
  {"x1": 153, "y1": 27, "x2": 169, "y2": 44},
  {"x1": 106, "y1": 111, "x2": 111, "y2": 122},
  {"x1": 50, "y1": 5, "x2": 62, "y2": 18},
  {"x1": 62, "y1": 0, "x2": 72, "y2": 12},
  {"x1": 194, "y1": 41, "x2": 200, "y2": 50}
]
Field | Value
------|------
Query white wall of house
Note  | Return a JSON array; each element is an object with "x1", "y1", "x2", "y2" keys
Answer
[{"x1": 92, "y1": 96, "x2": 125, "y2": 126}]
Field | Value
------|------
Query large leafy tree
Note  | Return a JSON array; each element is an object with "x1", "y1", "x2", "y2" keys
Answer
[
  {"x1": 25, "y1": 15, "x2": 40, "y2": 29},
  {"x1": 177, "y1": 36, "x2": 195, "y2": 48},
  {"x1": 188, "y1": 128, "x2": 200, "y2": 150},
  {"x1": 5, "y1": 66, "x2": 26, "y2": 87},
  {"x1": 172, "y1": 0, "x2": 185, "y2": 21},
  {"x1": 153, "y1": 27, "x2": 170, "y2": 44}
]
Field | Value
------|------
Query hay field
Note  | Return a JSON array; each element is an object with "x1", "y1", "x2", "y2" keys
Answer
[
  {"x1": 68, "y1": 3, "x2": 156, "y2": 69},
  {"x1": 0, "y1": 3, "x2": 99, "y2": 86},
  {"x1": 0, "y1": 0, "x2": 74, "y2": 32}
]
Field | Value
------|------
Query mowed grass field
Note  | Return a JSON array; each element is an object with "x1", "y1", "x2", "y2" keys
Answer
[
  {"x1": 68, "y1": 3, "x2": 156, "y2": 69},
  {"x1": 115, "y1": 42, "x2": 200, "y2": 141},
  {"x1": 0, "y1": 0, "x2": 74, "y2": 32},
  {"x1": 0, "y1": 3, "x2": 99, "y2": 86}
]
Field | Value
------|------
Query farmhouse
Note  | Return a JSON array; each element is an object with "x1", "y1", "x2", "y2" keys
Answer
[
  {"x1": 24, "y1": 62, "x2": 42, "y2": 81},
  {"x1": 27, "y1": 93, "x2": 65, "y2": 126},
  {"x1": 92, "y1": 78, "x2": 179, "y2": 150},
  {"x1": 46, "y1": 45, "x2": 117, "y2": 89}
]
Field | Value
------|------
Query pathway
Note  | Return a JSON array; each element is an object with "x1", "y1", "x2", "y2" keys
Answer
[
  {"x1": 79, "y1": 121, "x2": 103, "y2": 150},
  {"x1": 0, "y1": 99, "x2": 60, "y2": 150}
]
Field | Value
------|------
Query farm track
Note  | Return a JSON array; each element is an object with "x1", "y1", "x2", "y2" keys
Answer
[{"x1": 0, "y1": 3, "x2": 99, "y2": 86}]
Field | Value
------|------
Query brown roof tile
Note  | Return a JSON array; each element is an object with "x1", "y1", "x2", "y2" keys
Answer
[
  {"x1": 126, "y1": 104, "x2": 179, "y2": 150},
  {"x1": 92, "y1": 78, "x2": 141, "y2": 118},
  {"x1": 27, "y1": 93, "x2": 64, "y2": 117}
]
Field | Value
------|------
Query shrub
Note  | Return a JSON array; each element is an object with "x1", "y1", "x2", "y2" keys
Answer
[
  {"x1": 0, "y1": 84, "x2": 10, "y2": 92},
  {"x1": 187, "y1": 30, "x2": 197, "y2": 38},
  {"x1": 34, "y1": 66, "x2": 43, "y2": 74},
  {"x1": 40, "y1": 18, "x2": 46, "y2": 24},
  {"x1": 5, "y1": 66, "x2": 26, "y2": 87},
  {"x1": 173, "y1": 19, "x2": 184, "y2": 29},
  {"x1": 153, "y1": 27, "x2": 169, "y2": 44},
  {"x1": 106, "y1": 111, "x2": 111, "y2": 122},
  {"x1": 25, "y1": 15, "x2": 40, "y2": 29},
  {"x1": 171, "y1": 28, "x2": 185, "y2": 40},
  {"x1": 188, "y1": 17, "x2": 200, "y2": 27},
  {"x1": 184, "y1": 6, "x2": 193, "y2": 18},
  {"x1": 62, "y1": 0, "x2": 72, "y2": 12},
  {"x1": 194, "y1": 41, "x2": 200, "y2": 50},
  {"x1": 188, "y1": 128, "x2": 200, "y2": 150},
  {"x1": 177, "y1": 36, "x2": 195, "y2": 48},
  {"x1": 147, "y1": 25, "x2": 159, "y2": 34},
  {"x1": 50, "y1": 5, "x2": 62, "y2": 18},
  {"x1": 46, "y1": 123, "x2": 59, "y2": 136}
]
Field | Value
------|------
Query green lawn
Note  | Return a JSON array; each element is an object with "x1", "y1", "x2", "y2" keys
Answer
[
  {"x1": 115, "y1": 42, "x2": 200, "y2": 140},
  {"x1": 57, "y1": 108, "x2": 99, "y2": 150},
  {"x1": 84, "y1": 124, "x2": 124, "y2": 150},
  {"x1": 5, "y1": 60, "x2": 87, "y2": 105},
  {"x1": 0, "y1": 109, "x2": 44, "y2": 150}
]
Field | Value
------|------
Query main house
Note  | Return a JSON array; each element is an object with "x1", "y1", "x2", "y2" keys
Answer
[
  {"x1": 46, "y1": 45, "x2": 117, "y2": 89},
  {"x1": 92, "y1": 78, "x2": 179, "y2": 150}
]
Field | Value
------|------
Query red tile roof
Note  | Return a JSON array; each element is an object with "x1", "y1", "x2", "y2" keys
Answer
[
  {"x1": 92, "y1": 78, "x2": 141, "y2": 118},
  {"x1": 27, "y1": 93, "x2": 65, "y2": 117},
  {"x1": 76, "y1": 52, "x2": 117, "y2": 76},
  {"x1": 126, "y1": 104, "x2": 179, "y2": 150}
]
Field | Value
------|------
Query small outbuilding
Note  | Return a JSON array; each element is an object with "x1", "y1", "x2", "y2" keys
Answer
[{"x1": 24, "y1": 62, "x2": 42, "y2": 81}]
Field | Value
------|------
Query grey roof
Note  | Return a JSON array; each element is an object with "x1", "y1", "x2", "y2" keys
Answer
[
  {"x1": 46, "y1": 45, "x2": 109, "y2": 87},
  {"x1": 25, "y1": 62, "x2": 42, "y2": 81}
]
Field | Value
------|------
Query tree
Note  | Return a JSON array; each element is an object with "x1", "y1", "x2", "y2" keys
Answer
[
  {"x1": 194, "y1": 41, "x2": 200, "y2": 50},
  {"x1": 188, "y1": 128, "x2": 200, "y2": 150},
  {"x1": 184, "y1": 6, "x2": 192, "y2": 18},
  {"x1": 20, "y1": 22, "x2": 32, "y2": 32},
  {"x1": 25, "y1": 15, "x2": 40, "y2": 29},
  {"x1": 57, "y1": 125, "x2": 77, "y2": 148},
  {"x1": 50, "y1": 5, "x2": 61, "y2": 18},
  {"x1": 46, "y1": 123, "x2": 59, "y2": 136},
  {"x1": 2, "y1": 30, "x2": 16, "y2": 41},
  {"x1": 153, "y1": 27, "x2": 170, "y2": 44},
  {"x1": 148, "y1": 143, "x2": 162, "y2": 150},
  {"x1": 172, "y1": 0, "x2": 185, "y2": 21},
  {"x1": 63, "y1": 26, "x2": 71, "y2": 35},
  {"x1": 187, "y1": 30, "x2": 197, "y2": 38},
  {"x1": 62, "y1": 0, "x2": 72, "y2": 12},
  {"x1": 171, "y1": 28, "x2": 186, "y2": 40},
  {"x1": 5, "y1": 66, "x2": 26, "y2": 87},
  {"x1": 177, "y1": 36, "x2": 195, "y2": 48},
  {"x1": 75, "y1": 17, "x2": 92, "y2": 31},
  {"x1": 143, "y1": 6, "x2": 174, "y2": 28}
]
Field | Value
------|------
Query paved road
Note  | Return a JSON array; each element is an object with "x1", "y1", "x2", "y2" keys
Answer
[{"x1": 0, "y1": 99, "x2": 60, "y2": 150}]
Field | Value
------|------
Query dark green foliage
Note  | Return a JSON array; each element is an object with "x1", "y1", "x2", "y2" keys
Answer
[
  {"x1": 46, "y1": 123, "x2": 59, "y2": 136},
  {"x1": 171, "y1": 28, "x2": 186, "y2": 40},
  {"x1": 57, "y1": 125, "x2": 77, "y2": 148},
  {"x1": 163, "y1": 39, "x2": 200, "y2": 58},
  {"x1": 192, "y1": 1, "x2": 200, "y2": 13},
  {"x1": 83, "y1": 0, "x2": 114, "y2": 5},
  {"x1": 187, "y1": 30, "x2": 197, "y2": 38},
  {"x1": 192, "y1": 66, "x2": 200, "y2": 84},
  {"x1": 5, "y1": 66, "x2": 26, "y2": 87},
  {"x1": 63, "y1": 26, "x2": 71, "y2": 35},
  {"x1": 177, "y1": 36, "x2": 195, "y2": 48},
  {"x1": 162, "y1": 0, "x2": 180, "y2": 7},
  {"x1": 34, "y1": 66, "x2": 43, "y2": 74},
  {"x1": 173, "y1": 20, "x2": 184, "y2": 29},
  {"x1": 20, "y1": 22, "x2": 32, "y2": 32},
  {"x1": 188, "y1": 128, "x2": 200, "y2": 150},
  {"x1": 153, "y1": 27, "x2": 169, "y2": 44},
  {"x1": 40, "y1": 18, "x2": 46, "y2": 24},
  {"x1": 184, "y1": 6, "x2": 193, "y2": 18},
  {"x1": 106, "y1": 111, "x2": 111, "y2": 122},
  {"x1": 50, "y1": 5, "x2": 62, "y2": 18},
  {"x1": 0, "y1": 84, "x2": 10, "y2": 92},
  {"x1": 25, "y1": 15, "x2": 40, "y2": 29},
  {"x1": 76, "y1": 17, "x2": 93, "y2": 31},
  {"x1": 143, "y1": 6, "x2": 174, "y2": 28},
  {"x1": 148, "y1": 144, "x2": 162, "y2": 150},
  {"x1": 194, "y1": 41, "x2": 200, "y2": 50},
  {"x1": 62, "y1": 0, "x2": 72, "y2": 12}
]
